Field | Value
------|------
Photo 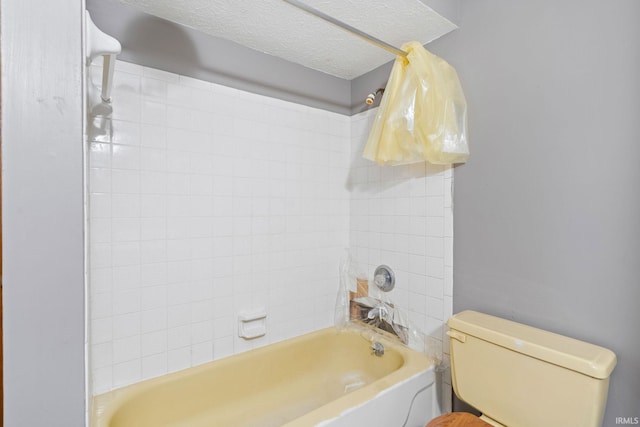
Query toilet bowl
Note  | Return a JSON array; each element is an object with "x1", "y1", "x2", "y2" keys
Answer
[{"x1": 436, "y1": 311, "x2": 617, "y2": 427}]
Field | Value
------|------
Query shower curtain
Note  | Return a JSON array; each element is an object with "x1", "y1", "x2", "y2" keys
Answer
[{"x1": 363, "y1": 41, "x2": 469, "y2": 166}]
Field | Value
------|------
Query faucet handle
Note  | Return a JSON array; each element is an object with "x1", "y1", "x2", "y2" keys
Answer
[{"x1": 373, "y1": 265, "x2": 395, "y2": 292}]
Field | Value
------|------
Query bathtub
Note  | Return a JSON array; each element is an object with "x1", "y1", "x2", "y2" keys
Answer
[{"x1": 92, "y1": 327, "x2": 441, "y2": 427}]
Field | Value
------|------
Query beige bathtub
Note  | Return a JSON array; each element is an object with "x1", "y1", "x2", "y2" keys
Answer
[{"x1": 93, "y1": 327, "x2": 440, "y2": 427}]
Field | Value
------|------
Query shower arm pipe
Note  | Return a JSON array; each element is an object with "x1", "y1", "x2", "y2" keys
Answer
[
  {"x1": 100, "y1": 54, "x2": 117, "y2": 103},
  {"x1": 86, "y1": 11, "x2": 121, "y2": 103},
  {"x1": 282, "y1": 0, "x2": 408, "y2": 58}
]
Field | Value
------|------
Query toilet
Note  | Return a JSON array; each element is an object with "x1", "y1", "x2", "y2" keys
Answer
[{"x1": 428, "y1": 310, "x2": 617, "y2": 427}]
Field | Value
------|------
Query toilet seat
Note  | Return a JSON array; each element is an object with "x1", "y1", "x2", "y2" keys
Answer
[{"x1": 426, "y1": 413, "x2": 493, "y2": 427}]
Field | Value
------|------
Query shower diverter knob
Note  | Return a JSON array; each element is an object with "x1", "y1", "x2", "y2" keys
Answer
[{"x1": 373, "y1": 265, "x2": 395, "y2": 292}]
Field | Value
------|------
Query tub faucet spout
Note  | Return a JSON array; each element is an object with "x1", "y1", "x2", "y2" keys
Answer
[
  {"x1": 366, "y1": 301, "x2": 408, "y2": 345},
  {"x1": 367, "y1": 303, "x2": 392, "y2": 324}
]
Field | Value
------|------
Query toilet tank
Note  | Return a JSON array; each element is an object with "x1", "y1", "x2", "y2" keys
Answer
[{"x1": 447, "y1": 311, "x2": 617, "y2": 427}]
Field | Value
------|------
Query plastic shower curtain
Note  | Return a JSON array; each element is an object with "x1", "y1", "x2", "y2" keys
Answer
[{"x1": 363, "y1": 41, "x2": 469, "y2": 165}]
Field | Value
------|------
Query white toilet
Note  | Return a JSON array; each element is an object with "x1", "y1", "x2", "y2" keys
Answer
[{"x1": 443, "y1": 311, "x2": 617, "y2": 427}]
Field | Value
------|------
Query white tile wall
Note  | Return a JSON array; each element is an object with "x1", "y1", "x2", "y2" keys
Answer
[
  {"x1": 88, "y1": 61, "x2": 454, "y2": 406},
  {"x1": 348, "y1": 109, "x2": 454, "y2": 398},
  {"x1": 88, "y1": 61, "x2": 350, "y2": 394}
]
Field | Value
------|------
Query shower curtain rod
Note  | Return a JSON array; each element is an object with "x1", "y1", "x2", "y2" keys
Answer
[{"x1": 282, "y1": 0, "x2": 409, "y2": 58}]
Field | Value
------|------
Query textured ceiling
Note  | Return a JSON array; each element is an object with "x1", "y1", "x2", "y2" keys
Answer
[{"x1": 118, "y1": 0, "x2": 457, "y2": 79}]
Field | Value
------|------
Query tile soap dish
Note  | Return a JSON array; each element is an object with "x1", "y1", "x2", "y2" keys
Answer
[{"x1": 238, "y1": 309, "x2": 267, "y2": 340}]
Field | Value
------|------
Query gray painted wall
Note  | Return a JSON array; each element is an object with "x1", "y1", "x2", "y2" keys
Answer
[
  {"x1": 428, "y1": 1, "x2": 640, "y2": 424},
  {"x1": 2, "y1": 0, "x2": 86, "y2": 425}
]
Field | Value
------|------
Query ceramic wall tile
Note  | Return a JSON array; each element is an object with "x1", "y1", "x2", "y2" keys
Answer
[{"x1": 89, "y1": 62, "x2": 350, "y2": 394}]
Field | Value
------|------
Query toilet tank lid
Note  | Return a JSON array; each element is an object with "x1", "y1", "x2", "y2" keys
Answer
[{"x1": 447, "y1": 311, "x2": 617, "y2": 379}]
